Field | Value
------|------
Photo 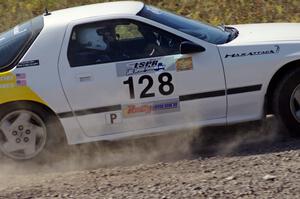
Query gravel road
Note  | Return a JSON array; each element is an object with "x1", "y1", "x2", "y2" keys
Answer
[{"x1": 0, "y1": 118, "x2": 300, "y2": 199}]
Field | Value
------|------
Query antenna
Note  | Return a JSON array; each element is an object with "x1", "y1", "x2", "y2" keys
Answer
[
  {"x1": 40, "y1": 0, "x2": 51, "y2": 16},
  {"x1": 45, "y1": 7, "x2": 51, "y2": 16}
]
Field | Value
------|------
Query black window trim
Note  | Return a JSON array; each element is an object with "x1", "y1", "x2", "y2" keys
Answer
[{"x1": 67, "y1": 17, "x2": 189, "y2": 68}]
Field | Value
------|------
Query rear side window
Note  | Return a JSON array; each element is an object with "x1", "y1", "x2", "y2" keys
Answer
[{"x1": 0, "y1": 16, "x2": 44, "y2": 72}]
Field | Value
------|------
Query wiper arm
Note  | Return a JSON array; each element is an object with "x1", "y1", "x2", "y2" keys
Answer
[{"x1": 217, "y1": 24, "x2": 226, "y2": 32}]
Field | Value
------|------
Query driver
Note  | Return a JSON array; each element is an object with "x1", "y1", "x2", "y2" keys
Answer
[{"x1": 76, "y1": 26, "x2": 111, "y2": 64}]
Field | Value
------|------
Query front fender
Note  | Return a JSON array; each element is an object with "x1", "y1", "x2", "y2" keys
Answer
[{"x1": 260, "y1": 44, "x2": 300, "y2": 95}]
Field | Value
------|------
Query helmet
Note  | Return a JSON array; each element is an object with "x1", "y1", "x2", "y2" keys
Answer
[{"x1": 77, "y1": 27, "x2": 108, "y2": 51}]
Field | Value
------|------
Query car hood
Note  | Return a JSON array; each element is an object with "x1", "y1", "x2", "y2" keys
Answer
[{"x1": 228, "y1": 23, "x2": 300, "y2": 45}]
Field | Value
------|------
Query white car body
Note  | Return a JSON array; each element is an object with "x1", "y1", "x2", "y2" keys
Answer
[{"x1": 1, "y1": 1, "x2": 300, "y2": 146}]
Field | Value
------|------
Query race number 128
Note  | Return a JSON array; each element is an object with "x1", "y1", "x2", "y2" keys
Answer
[{"x1": 123, "y1": 72, "x2": 174, "y2": 99}]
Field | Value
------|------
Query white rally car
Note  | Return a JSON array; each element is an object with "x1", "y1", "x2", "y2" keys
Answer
[{"x1": 0, "y1": 1, "x2": 300, "y2": 160}]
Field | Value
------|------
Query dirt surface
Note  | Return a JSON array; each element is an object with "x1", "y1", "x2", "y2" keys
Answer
[{"x1": 0, "y1": 118, "x2": 300, "y2": 199}]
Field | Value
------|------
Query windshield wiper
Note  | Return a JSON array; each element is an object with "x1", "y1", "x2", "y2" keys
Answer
[{"x1": 217, "y1": 24, "x2": 226, "y2": 32}]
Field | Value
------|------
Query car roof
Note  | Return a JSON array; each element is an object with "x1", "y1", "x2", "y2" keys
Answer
[{"x1": 45, "y1": 1, "x2": 144, "y2": 24}]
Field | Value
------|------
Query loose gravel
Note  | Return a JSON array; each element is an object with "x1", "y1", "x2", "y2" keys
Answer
[{"x1": 0, "y1": 120, "x2": 300, "y2": 199}]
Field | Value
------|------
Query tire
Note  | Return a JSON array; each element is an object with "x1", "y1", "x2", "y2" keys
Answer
[
  {"x1": 273, "y1": 68, "x2": 300, "y2": 137},
  {"x1": 0, "y1": 102, "x2": 65, "y2": 161}
]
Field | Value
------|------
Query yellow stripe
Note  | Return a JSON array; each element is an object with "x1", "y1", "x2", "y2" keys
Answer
[{"x1": 0, "y1": 72, "x2": 47, "y2": 105}]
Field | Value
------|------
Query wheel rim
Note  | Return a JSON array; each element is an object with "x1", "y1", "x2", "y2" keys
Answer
[
  {"x1": 0, "y1": 110, "x2": 47, "y2": 160},
  {"x1": 290, "y1": 84, "x2": 300, "y2": 123}
]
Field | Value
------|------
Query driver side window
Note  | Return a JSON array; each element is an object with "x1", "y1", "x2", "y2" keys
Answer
[{"x1": 67, "y1": 19, "x2": 185, "y2": 67}]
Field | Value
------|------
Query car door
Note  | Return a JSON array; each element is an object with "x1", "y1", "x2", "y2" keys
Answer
[{"x1": 58, "y1": 17, "x2": 226, "y2": 138}]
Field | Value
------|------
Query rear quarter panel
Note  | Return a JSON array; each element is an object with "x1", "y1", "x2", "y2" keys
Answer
[{"x1": 0, "y1": 17, "x2": 81, "y2": 144}]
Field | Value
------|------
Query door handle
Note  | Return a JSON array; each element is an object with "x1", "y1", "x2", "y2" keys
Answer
[{"x1": 77, "y1": 74, "x2": 93, "y2": 82}]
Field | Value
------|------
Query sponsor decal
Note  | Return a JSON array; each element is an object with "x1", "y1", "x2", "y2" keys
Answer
[
  {"x1": 0, "y1": 73, "x2": 15, "y2": 88},
  {"x1": 116, "y1": 57, "x2": 176, "y2": 77},
  {"x1": 17, "y1": 60, "x2": 40, "y2": 68},
  {"x1": 0, "y1": 74, "x2": 14, "y2": 82},
  {"x1": 152, "y1": 99, "x2": 180, "y2": 114},
  {"x1": 123, "y1": 104, "x2": 152, "y2": 118},
  {"x1": 105, "y1": 112, "x2": 123, "y2": 125},
  {"x1": 0, "y1": 83, "x2": 15, "y2": 89},
  {"x1": 16, "y1": 80, "x2": 27, "y2": 86},
  {"x1": 16, "y1": 73, "x2": 26, "y2": 79},
  {"x1": 176, "y1": 57, "x2": 193, "y2": 72},
  {"x1": 225, "y1": 45, "x2": 280, "y2": 58},
  {"x1": 16, "y1": 73, "x2": 27, "y2": 86},
  {"x1": 126, "y1": 60, "x2": 166, "y2": 76},
  {"x1": 0, "y1": 73, "x2": 27, "y2": 88},
  {"x1": 122, "y1": 98, "x2": 180, "y2": 118}
]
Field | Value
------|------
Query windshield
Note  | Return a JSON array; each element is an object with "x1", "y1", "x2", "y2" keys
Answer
[
  {"x1": 138, "y1": 6, "x2": 230, "y2": 45},
  {"x1": 0, "y1": 16, "x2": 44, "y2": 72}
]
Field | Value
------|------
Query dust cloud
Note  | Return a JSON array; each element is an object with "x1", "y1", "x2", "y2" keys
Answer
[
  {"x1": 0, "y1": 125, "x2": 198, "y2": 190},
  {"x1": 191, "y1": 116, "x2": 283, "y2": 157},
  {"x1": 0, "y1": 115, "x2": 282, "y2": 191}
]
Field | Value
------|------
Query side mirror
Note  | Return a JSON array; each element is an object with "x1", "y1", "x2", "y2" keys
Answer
[{"x1": 180, "y1": 41, "x2": 206, "y2": 54}]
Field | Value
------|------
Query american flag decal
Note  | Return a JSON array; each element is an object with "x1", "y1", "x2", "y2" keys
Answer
[
  {"x1": 16, "y1": 80, "x2": 27, "y2": 86},
  {"x1": 16, "y1": 73, "x2": 26, "y2": 79},
  {"x1": 16, "y1": 73, "x2": 27, "y2": 86}
]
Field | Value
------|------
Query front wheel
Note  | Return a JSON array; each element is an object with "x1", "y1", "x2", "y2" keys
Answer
[
  {"x1": 0, "y1": 102, "x2": 64, "y2": 160},
  {"x1": 273, "y1": 68, "x2": 300, "y2": 137}
]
